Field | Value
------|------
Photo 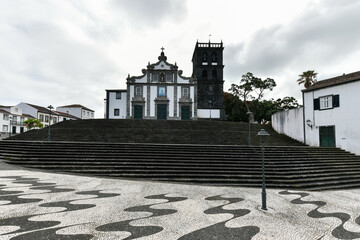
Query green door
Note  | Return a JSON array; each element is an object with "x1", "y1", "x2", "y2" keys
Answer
[
  {"x1": 134, "y1": 105, "x2": 143, "y2": 120},
  {"x1": 319, "y1": 126, "x2": 335, "y2": 147},
  {"x1": 181, "y1": 106, "x2": 190, "y2": 120},
  {"x1": 157, "y1": 104, "x2": 167, "y2": 120}
]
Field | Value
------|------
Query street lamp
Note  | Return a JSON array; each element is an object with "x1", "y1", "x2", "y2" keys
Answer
[
  {"x1": 208, "y1": 99, "x2": 213, "y2": 121},
  {"x1": 247, "y1": 111, "x2": 252, "y2": 146},
  {"x1": 257, "y1": 129, "x2": 270, "y2": 210},
  {"x1": 9, "y1": 116, "x2": 12, "y2": 138},
  {"x1": 47, "y1": 105, "x2": 54, "y2": 142}
]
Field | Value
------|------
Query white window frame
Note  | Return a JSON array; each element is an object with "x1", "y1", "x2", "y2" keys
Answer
[
  {"x1": 166, "y1": 74, "x2": 172, "y2": 82},
  {"x1": 3, "y1": 125, "x2": 8, "y2": 132},
  {"x1": 153, "y1": 74, "x2": 159, "y2": 82},
  {"x1": 320, "y1": 96, "x2": 333, "y2": 110},
  {"x1": 183, "y1": 87, "x2": 189, "y2": 97},
  {"x1": 136, "y1": 87, "x2": 142, "y2": 96}
]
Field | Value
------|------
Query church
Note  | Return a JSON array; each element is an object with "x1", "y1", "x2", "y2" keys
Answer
[{"x1": 105, "y1": 41, "x2": 225, "y2": 120}]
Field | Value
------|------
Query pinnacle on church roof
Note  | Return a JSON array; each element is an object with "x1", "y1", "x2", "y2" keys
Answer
[{"x1": 158, "y1": 47, "x2": 167, "y2": 61}]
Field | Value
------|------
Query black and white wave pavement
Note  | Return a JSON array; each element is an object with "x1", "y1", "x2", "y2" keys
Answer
[{"x1": 0, "y1": 171, "x2": 360, "y2": 239}]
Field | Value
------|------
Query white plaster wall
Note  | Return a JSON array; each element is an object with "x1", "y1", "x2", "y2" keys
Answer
[
  {"x1": 56, "y1": 107, "x2": 82, "y2": 119},
  {"x1": 167, "y1": 86, "x2": 174, "y2": 117},
  {"x1": 303, "y1": 81, "x2": 360, "y2": 155},
  {"x1": 108, "y1": 92, "x2": 127, "y2": 119},
  {"x1": 190, "y1": 86, "x2": 195, "y2": 117},
  {"x1": 154, "y1": 61, "x2": 171, "y2": 70},
  {"x1": 135, "y1": 75, "x2": 147, "y2": 83},
  {"x1": 177, "y1": 75, "x2": 189, "y2": 84},
  {"x1": 129, "y1": 86, "x2": 134, "y2": 117},
  {"x1": 271, "y1": 108, "x2": 304, "y2": 143},
  {"x1": 177, "y1": 86, "x2": 181, "y2": 117},
  {"x1": 17, "y1": 103, "x2": 37, "y2": 118},
  {"x1": 143, "y1": 86, "x2": 147, "y2": 116},
  {"x1": 150, "y1": 86, "x2": 157, "y2": 117},
  {"x1": 197, "y1": 109, "x2": 220, "y2": 118}
]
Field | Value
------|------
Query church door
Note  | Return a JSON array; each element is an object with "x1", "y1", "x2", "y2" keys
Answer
[
  {"x1": 134, "y1": 105, "x2": 143, "y2": 120},
  {"x1": 157, "y1": 104, "x2": 167, "y2": 120},
  {"x1": 319, "y1": 126, "x2": 335, "y2": 147},
  {"x1": 181, "y1": 106, "x2": 190, "y2": 120}
]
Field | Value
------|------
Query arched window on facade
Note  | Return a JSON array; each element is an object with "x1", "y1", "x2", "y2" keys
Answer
[
  {"x1": 212, "y1": 69, "x2": 217, "y2": 79},
  {"x1": 211, "y1": 52, "x2": 217, "y2": 62},
  {"x1": 202, "y1": 69, "x2": 208, "y2": 79},
  {"x1": 202, "y1": 52, "x2": 208, "y2": 62}
]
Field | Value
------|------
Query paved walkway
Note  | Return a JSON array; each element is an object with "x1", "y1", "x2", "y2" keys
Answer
[{"x1": 0, "y1": 161, "x2": 360, "y2": 240}]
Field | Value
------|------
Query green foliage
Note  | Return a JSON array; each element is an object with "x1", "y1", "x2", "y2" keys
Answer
[
  {"x1": 224, "y1": 93, "x2": 301, "y2": 122},
  {"x1": 226, "y1": 71, "x2": 301, "y2": 122},
  {"x1": 24, "y1": 118, "x2": 43, "y2": 129},
  {"x1": 297, "y1": 70, "x2": 317, "y2": 88}
]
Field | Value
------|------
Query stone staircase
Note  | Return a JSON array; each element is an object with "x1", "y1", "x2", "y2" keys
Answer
[
  {"x1": 1, "y1": 140, "x2": 360, "y2": 190},
  {"x1": 8, "y1": 119, "x2": 304, "y2": 146}
]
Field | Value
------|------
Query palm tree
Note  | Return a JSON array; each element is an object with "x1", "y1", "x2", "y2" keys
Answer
[{"x1": 297, "y1": 70, "x2": 318, "y2": 88}]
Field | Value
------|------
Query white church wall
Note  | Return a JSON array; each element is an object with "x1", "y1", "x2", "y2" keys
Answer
[
  {"x1": 136, "y1": 75, "x2": 147, "y2": 83},
  {"x1": 167, "y1": 86, "x2": 174, "y2": 117},
  {"x1": 271, "y1": 108, "x2": 304, "y2": 143},
  {"x1": 177, "y1": 76, "x2": 188, "y2": 84},
  {"x1": 143, "y1": 86, "x2": 147, "y2": 116},
  {"x1": 154, "y1": 61, "x2": 171, "y2": 70},
  {"x1": 129, "y1": 86, "x2": 134, "y2": 117},
  {"x1": 150, "y1": 86, "x2": 157, "y2": 117},
  {"x1": 177, "y1": 86, "x2": 181, "y2": 117}
]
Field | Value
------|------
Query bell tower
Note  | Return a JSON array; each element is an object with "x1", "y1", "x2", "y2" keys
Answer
[{"x1": 192, "y1": 41, "x2": 225, "y2": 120}]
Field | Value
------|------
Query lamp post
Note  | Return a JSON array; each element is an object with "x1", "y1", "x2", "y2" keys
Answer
[
  {"x1": 247, "y1": 111, "x2": 252, "y2": 146},
  {"x1": 47, "y1": 105, "x2": 54, "y2": 142},
  {"x1": 257, "y1": 129, "x2": 270, "y2": 210},
  {"x1": 9, "y1": 116, "x2": 12, "y2": 138}
]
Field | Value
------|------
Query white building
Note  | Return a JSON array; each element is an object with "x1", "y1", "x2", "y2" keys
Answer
[
  {"x1": 106, "y1": 50, "x2": 197, "y2": 120},
  {"x1": 55, "y1": 111, "x2": 80, "y2": 121},
  {"x1": 0, "y1": 105, "x2": 32, "y2": 138},
  {"x1": 272, "y1": 71, "x2": 360, "y2": 155},
  {"x1": 57, "y1": 104, "x2": 95, "y2": 119},
  {"x1": 17, "y1": 103, "x2": 59, "y2": 128}
]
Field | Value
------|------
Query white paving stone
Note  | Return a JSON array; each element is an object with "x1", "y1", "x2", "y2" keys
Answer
[{"x1": 0, "y1": 169, "x2": 359, "y2": 239}]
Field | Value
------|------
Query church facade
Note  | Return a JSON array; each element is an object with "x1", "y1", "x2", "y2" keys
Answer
[{"x1": 105, "y1": 41, "x2": 225, "y2": 120}]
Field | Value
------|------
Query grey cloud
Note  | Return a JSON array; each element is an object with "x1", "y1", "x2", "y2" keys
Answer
[
  {"x1": 225, "y1": 0, "x2": 360, "y2": 81},
  {"x1": 0, "y1": 19, "x2": 120, "y2": 116},
  {"x1": 111, "y1": 0, "x2": 187, "y2": 27}
]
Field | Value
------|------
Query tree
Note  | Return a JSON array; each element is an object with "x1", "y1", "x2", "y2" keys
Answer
[
  {"x1": 224, "y1": 93, "x2": 301, "y2": 123},
  {"x1": 274, "y1": 96, "x2": 301, "y2": 111},
  {"x1": 229, "y1": 72, "x2": 276, "y2": 122},
  {"x1": 24, "y1": 118, "x2": 43, "y2": 130},
  {"x1": 297, "y1": 70, "x2": 317, "y2": 88}
]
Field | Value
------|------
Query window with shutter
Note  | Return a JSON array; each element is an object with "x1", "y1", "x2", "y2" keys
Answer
[
  {"x1": 314, "y1": 98, "x2": 320, "y2": 110},
  {"x1": 333, "y1": 95, "x2": 340, "y2": 108}
]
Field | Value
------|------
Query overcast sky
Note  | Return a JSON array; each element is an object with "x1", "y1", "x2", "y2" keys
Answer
[{"x1": 1, "y1": 0, "x2": 360, "y2": 118}]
